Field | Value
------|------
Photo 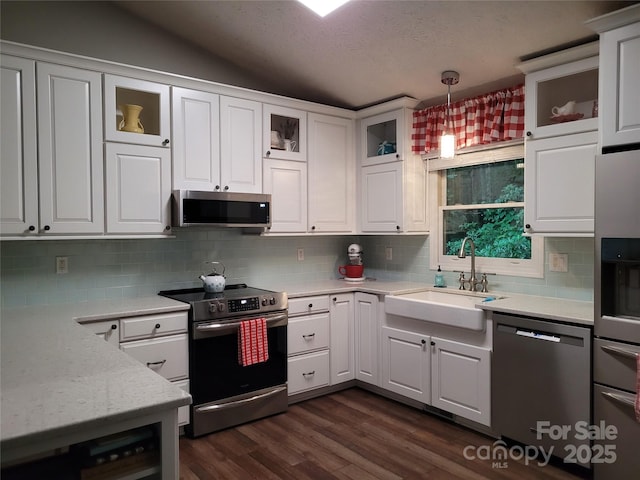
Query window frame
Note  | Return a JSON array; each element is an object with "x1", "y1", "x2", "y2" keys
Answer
[{"x1": 427, "y1": 141, "x2": 544, "y2": 278}]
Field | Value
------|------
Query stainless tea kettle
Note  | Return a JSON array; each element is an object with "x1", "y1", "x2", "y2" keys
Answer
[{"x1": 199, "y1": 261, "x2": 226, "y2": 293}]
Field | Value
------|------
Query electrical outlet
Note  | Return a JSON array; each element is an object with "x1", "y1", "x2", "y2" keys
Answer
[
  {"x1": 297, "y1": 248, "x2": 304, "y2": 261},
  {"x1": 56, "y1": 256, "x2": 69, "y2": 274},
  {"x1": 549, "y1": 253, "x2": 568, "y2": 272},
  {"x1": 385, "y1": 247, "x2": 393, "y2": 261}
]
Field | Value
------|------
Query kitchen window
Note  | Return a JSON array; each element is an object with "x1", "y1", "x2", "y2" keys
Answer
[{"x1": 428, "y1": 142, "x2": 543, "y2": 277}]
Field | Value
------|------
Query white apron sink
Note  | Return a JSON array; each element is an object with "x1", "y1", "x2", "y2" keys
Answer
[{"x1": 385, "y1": 290, "x2": 497, "y2": 331}]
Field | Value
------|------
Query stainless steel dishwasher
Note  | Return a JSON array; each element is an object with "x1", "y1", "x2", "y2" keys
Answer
[{"x1": 492, "y1": 313, "x2": 591, "y2": 467}]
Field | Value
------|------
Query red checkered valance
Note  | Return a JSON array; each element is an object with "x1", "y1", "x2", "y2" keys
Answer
[{"x1": 412, "y1": 84, "x2": 525, "y2": 155}]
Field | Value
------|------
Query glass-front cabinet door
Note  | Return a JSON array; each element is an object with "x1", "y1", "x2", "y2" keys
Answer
[
  {"x1": 263, "y1": 104, "x2": 306, "y2": 162},
  {"x1": 361, "y1": 109, "x2": 403, "y2": 166},
  {"x1": 524, "y1": 56, "x2": 598, "y2": 139},
  {"x1": 104, "y1": 75, "x2": 171, "y2": 147}
]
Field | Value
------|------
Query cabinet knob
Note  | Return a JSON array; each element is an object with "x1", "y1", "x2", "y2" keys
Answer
[
  {"x1": 162, "y1": 139, "x2": 170, "y2": 146},
  {"x1": 311, "y1": 225, "x2": 316, "y2": 230},
  {"x1": 43, "y1": 225, "x2": 51, "y2": 231},
  {"x1": 28, "y1": 225, "x2": 35, "y2": 231},
  {"x1": 396, "y1": 225, "x2": 400, "y2": 231},
  {"x1": 111, "y1": 324, "x2": 117, "y2": 330},
  {"x1": 155, "y1": 323, "x2": 161, "y2": 329},
  {"x1": 224, "y1": 185, "x2": 229, "y2": 191},
  {"x1": 333, "y1": 297, "x2": 337, "y2": 302},
  {"x1": 526, "y1": 131, "x2": 532, "y2": 137},
  {"x1": 431, "y1": 340, "x2": 435, "y2": 346},
  {"x1": 421, "y1": 339, "x2": 426, "y2": 344},
  {"x1": 266, "y1": 150, "x2": 271, "y2": 157},
  {"x1": 215, "y1": 185, "x2": 220, "y2": 190},
  {"x1": 308, "y1": 303, "x2": 313, "y2": 308},
  {"x1": 396, "y1": 154, "x2": 400, "y2": 159},
  {"x1": 165, "y1": 225, "x2": 171, "y2": 231},
  {"x1": 525, "y1": 224, "x2": 531, "y2": 229}
]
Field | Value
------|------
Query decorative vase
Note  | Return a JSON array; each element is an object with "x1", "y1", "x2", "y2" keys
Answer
[{"x1": 118, "y1": 104, "x2": 144, "y2": 133}]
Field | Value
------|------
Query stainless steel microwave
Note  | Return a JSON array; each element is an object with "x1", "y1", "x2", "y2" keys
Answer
[{"x1": 172, "y1": 190, "x2": 271, "y2": 228}]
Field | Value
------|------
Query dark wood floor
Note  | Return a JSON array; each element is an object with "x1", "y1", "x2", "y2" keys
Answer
[{"x1": 179, "y1": 388, "x2": 590, "y2": 479}]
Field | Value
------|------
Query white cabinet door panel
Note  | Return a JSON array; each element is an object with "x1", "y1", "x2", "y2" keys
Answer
[
  {"x1": 0, "y1": 55, "x2": 38, "y2": 235},
  {"x1": 431, "y1": 337, "x2": 491, "y2": 426},
  {"x1": 330, "y1": 293, "x2": 355, "y2": 384},
  {"x1": 355, "y1": 292, "x2": 379, "y2": 385},
  {"x1": 381, "y1": 326, "x2": 430, "y2": 403},
  {"x1": 121, "y1": 333, "x2": 189, "y2": 382},
  {"x1": 263, "y1": 158, "x2": 307, "y2": 232},
  {"x1": 288, "y1": 313, "x2": 330, "y2": 355},
  {"x1": 105, "y1": 143, "x2": 171, "y2": 234},
  {"x1": 172, "y1": 87, "x2": 220, "y2": 191},
  {"x1": 220, "y1": 96, "x2": 262, "y2": 193},
  {"x1": 361, "y1": 162, "x2": 403, "y2": 232},
  {"x1": 37, "y1": 62, "x2": 104, "y2": 234}
]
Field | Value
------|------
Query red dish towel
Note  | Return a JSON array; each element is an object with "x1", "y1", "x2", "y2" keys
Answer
[
  {"x1": 636, "y1": 354, "x2": 640, "y2": 423},
  {"x1": 238, "y1": 318, "x2": 269, "y2": 366}
]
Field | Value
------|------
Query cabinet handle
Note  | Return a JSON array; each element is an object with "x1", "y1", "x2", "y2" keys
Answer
[
  {"x1": 525, "y1": 224, "x2": 531, "y2": 229},
  {"x1": 311, "y1": 225, "x2": 316, "y2": 230},
  {"x1": 302, "y1": 333, "x2": 315, "y2": 340},
  {"x1": 154, "y1": 323, "x2": 161, "y2": 329},
  {"x1": 215, "y1": 185, "x2": 221, "y2": 191},
  {"x1": 28, "y1": 225, "x2": 35, "y2": 231},
  {"x1": 308, "y1": 303, "x2": 313, "y2": 308},
  {"x1": 526, "y1": 131, "x2": 532, "y2": 137},
  {"x1": 111, "y1": 324, "x2": 117, "y2": 330},
  {"x1": 266, "y1": 150, "x2": 271, "y2": 157},
  {"x1": 164, "y1": 225, "x2": 171, "y2": 231},
  {"x1": 395, "y1": 154, "x2": 400, "y2": 159},
  {"x1": 146, "y1": 359, "x2": 167, "y2": 369},
  {"x1": 333, "y1": 297, "x2": 337, "y2": 302},
  {"x1": 431, "y1": 340, "x2": 435, "y2": 346},
  {"x1": 43, "y1": 225, "x2": 51, "y2": 231},
  {"x1": 162, "y1": 139, "x2": 170, "y2": 146},
  {"x1": 396, "y1": 225, "x2": 400, "y2": 231},
  {"x1": 224, "y1": 185, "x2": 229, "y2": 191},
  {"x1": 302, "y1": 371, "x2": 315, "y2": 378}
]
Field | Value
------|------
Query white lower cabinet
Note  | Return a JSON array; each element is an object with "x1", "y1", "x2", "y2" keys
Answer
[
  {"x1": 288, "y1": 350, "x2": 331, "y2": 394},
  {"x1": 380, "y1": 323, "x2": 491, "y2": 427},
  {"x1": 330, "y1": 293, "x2": 355, "y2": 384},
  {"x1": 381, "y1": 326, "x2": 431, "y2": 403},
  {"x1": 354, "y1": 292, "x2": 379, "y2": 385},
  {"x1": 431, "y1": 337, "x2": 491, "y2": 426},
  {"x1": 81, "y1": 310, "x2": 190, "y2": 427}
]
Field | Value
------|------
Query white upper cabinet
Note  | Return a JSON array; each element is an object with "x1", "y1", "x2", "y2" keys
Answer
[
  {"x1": 37, "y1": 63, "x2": 104, "y2": 234},
  {"x1": 171, "y1": 87, "x2": 220, "y2": 191},
  {"x1": 361, "y1": 162, "x2": 404, "y2": 232},
  {"x1": 307, "y1": 113, "x2": 355, "y2": 233},
  {"x1": 105, "y1": 143, "x2": 171, "y2": 234},
  {"x1": 104, "y1": 75, "x2": 171, "y2": 148},
  {"x1": 361, "y1": 109, "x2": 405, "y2": 166},
  {"x1": 263, "y1": 104, "x2": 307, "y2": 162},
  {"x1": 587, "y1": 7, "x2": 640, "y2": 148},
  {"x1": 220, "y1": 96, "x2": 263, "y2": 193},
  {"x1": 1, "y1": 55, "x2": 38, "y2": 236},
  {"x1": 1, "y1": 57, "x2": 104, "y2": 237},
  {"x1": 522, "y1": 55, "x2": 599, "y2": 140},
  {"x1": 263, "y1": 158, "x2": 307, "y2": 233}
]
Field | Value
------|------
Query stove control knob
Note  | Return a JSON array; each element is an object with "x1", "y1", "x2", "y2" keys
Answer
[
  {"x1": 218, "y1": 303, "x2": 225, "y2": 312},
  {"x1": 209, "y1": 303, "x2": 217, "y2": 313},
  {"x1": 261, "y1": 298, "x2": 268, "y2": 306},
  {"x1": 269, "y1": 297, "x2": 277, "y2": 305}
]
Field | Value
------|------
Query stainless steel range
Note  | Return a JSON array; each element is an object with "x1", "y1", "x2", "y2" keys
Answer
[{"x1": 159, "y1": 284, "x2": 288, "y2": 438}]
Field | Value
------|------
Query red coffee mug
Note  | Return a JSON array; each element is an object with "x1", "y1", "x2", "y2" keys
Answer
[{"x1": 338, "y1": 264, "x2": 364, "y2": 278}]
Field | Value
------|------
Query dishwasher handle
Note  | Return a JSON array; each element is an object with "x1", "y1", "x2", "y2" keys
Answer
[
  {"x1": 515, "y1": 329, "x2": 560, "y2": 343},
  {"x1": 496, "y1": 322, "x2": 584, "y2": 347}
]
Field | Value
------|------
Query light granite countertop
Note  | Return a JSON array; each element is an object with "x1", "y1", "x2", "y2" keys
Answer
[
  {"x1": 254, "y1": 278, "x2": 594, "y2": 326},
  {"x1": 0, "y1": 296, "x2": 191, "y2": 455}
]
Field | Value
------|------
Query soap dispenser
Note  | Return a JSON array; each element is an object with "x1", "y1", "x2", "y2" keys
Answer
[{"x1": 434, "y1": 265, "x2": 445, "y2": 288}]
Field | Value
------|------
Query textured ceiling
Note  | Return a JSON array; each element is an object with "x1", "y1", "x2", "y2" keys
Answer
[{"x1": 115, "y1": 0, "x2": 634, "y2": 110}]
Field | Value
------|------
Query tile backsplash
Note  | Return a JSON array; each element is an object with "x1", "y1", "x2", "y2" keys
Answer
[{"x1": 0, "y1": 231, "x2": 593, "y2": 307}]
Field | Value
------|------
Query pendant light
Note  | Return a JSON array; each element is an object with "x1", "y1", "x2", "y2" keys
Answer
[{"x1": 440, "y1": 70, "x2": 460, "y2": 159}]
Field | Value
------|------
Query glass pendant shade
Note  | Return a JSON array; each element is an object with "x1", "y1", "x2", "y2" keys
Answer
[
  {"x1": 440, "y1": 70, "x2": 460, "y2": 159},
  {"x1": 440, "y1": 132, "x2": 455, "y2": 159}
]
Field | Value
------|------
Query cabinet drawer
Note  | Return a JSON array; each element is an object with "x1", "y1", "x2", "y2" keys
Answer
[
  {"x1": 288, "y1": 296, "x2": 330, "y2": 316},
  {"x1": 82, "y1": 320, "x2": 120, "y2": 347},
  {"x1": 173, "y1": 379, "x2": 190, "y2": 426},
  {"x1": 594, "y1": 338, "x2": 640, "y2": 392},
  {"x1": 288, "y1": 313, "x2": 330, "y2": 355},
  {"x1": 288, "y1": 350, "x2": 330, "y2": 394},
  {"x1": 120, "y1": 312, "x2": 188, "y2": 341},
  {"x1": 121, "y1": 334, "x2": 188, "y2": 381}
]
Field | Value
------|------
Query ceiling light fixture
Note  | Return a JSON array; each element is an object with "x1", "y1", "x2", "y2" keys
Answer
[
  {"x1": 440, "y1": 70, "x2": 460, "y2": 159},
  {"x1": 297, "y1": 0, "x2": 350, "y2": 17}
]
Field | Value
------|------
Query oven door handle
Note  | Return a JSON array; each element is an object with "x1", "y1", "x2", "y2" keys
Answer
[
  {"x1": 600, "y1": 344, "x2": 639, "y2": 360},
  {"x1": 195, "y1": 385, "x2": 287, "y2": 413},
  {"x1": 600, "y1": 390, "x2": 635, "y2": 409},
  {"x1": 195, "y1": 312, "x2": 288, "y2": 335}
]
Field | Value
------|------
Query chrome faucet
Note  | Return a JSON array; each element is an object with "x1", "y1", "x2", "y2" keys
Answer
[{"x1": 458, "y1": 236, "x2": 478, "y2": 291}]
